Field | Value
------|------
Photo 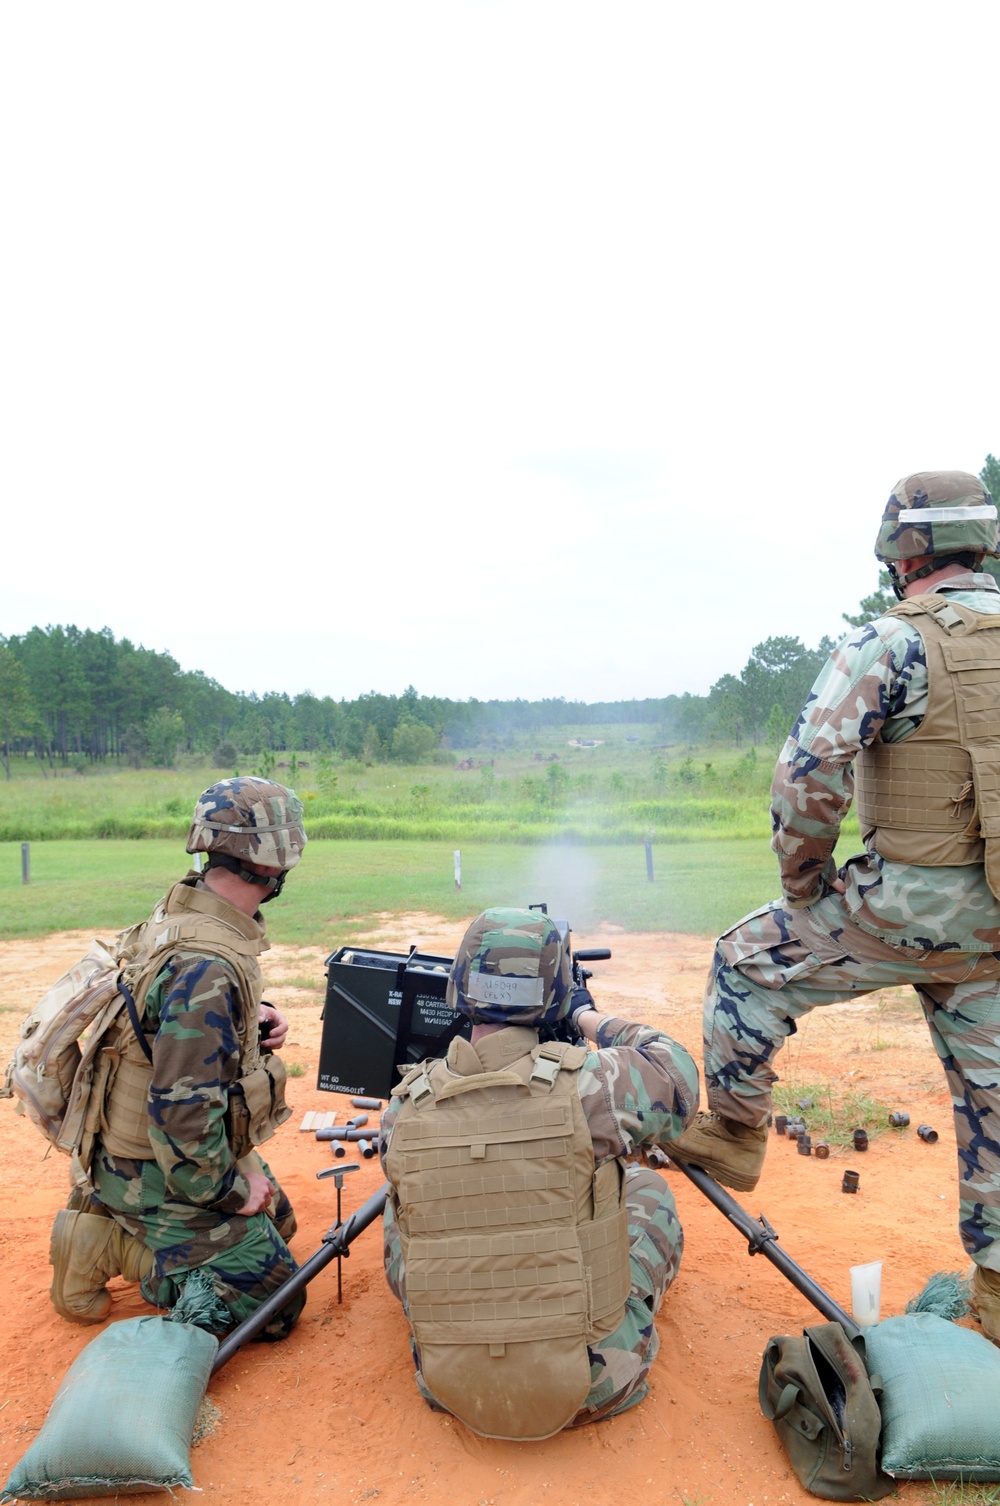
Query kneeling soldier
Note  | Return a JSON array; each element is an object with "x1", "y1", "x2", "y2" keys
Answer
[
  {"x1": 379, "y1": 907, "x2": 698, "y2": 1439},
  {"x1": 49, "y1": 777, "x2": 307, "y2": 1340}
]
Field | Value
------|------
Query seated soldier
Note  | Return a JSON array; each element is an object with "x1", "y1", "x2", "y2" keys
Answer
[{"x1": 379, "y1": 907, "x2": 698, "y2": 1439}]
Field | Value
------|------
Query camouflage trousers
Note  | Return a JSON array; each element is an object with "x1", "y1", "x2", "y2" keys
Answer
[
  {"x1": 91, "y1": 1148, "x2": 304, "y2": 1340},
  {"x1": 704, "y1": 893, "x2": 1000, "y2": 1269},
  {"x1": 383, "y1": 1165, "x2": 682, "y2": 1427}
]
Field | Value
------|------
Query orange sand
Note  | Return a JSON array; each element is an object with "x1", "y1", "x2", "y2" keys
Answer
[{"x1": 0, "y1": 917, "x2": 964, "y2": 1505}]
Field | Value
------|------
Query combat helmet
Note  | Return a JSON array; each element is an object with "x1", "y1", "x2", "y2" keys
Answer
[
  {"x1": 186, "y1": 777, "x2": 307, "y2": 899},
  {"x1": 876, "y1": 470, "x2": 999, "y2": 596},
  {"x1": 447, "y1": 906, "x2": 573, "y2": 1027}
]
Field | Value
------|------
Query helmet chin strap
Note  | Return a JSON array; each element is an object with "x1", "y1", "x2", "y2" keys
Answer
[
  {"x1": 887, "y1": 551, "x2": 981, "y2": 601},
  {"x1": 205, "y1": 853, "x2": 287, "y2": 901},
  {"x1": 886, "y1": 562, "x2": 907, "y2": 600}
]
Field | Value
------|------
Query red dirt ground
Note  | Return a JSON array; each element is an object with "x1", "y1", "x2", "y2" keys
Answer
[{"x1": 0, "y1": 916, "x2": 969, "y2": 1506}]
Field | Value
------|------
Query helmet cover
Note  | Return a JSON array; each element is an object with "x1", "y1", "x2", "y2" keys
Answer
[
  {"x1": 875, "y1": 470, "x2": 999, "y2": 564},
  {"x1": 447, "y1": 907, "x2": 573, "y2": 1027},
  {"x1": 186, "y1": 778, "x2": 307, "y2": 870}
]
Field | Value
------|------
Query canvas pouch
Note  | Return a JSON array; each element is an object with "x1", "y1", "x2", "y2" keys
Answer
[{"x1": 758, "y1": 1320, "x2": 894, "y2": 1500}]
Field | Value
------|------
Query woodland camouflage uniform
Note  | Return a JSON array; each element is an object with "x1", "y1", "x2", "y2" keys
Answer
[
  {"x1": 690, "y1": 471, "x2": 1000, "y2": 1275},
  {"x1": 91, "y1": 940, "x2": 303, "y2": 1338},
  {"x1": 60, "y1": 778, "x2": 307, "y2": 1338},
  {"x1": 380, "y1": 908, "x2": 698, "y2": 1430}
]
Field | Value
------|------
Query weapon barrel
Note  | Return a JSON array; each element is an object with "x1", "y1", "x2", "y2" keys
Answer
[
  {"x1": 671, "y1": 1159, "x2": 859, "y2": 1335},
  {"x1": 210, "y1": 1183, "x2": 390, "y2": 1373}
]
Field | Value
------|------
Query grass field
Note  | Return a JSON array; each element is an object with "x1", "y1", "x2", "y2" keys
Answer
[
  {"x1": 0, "y1": 736, "x2": 786, "y2": 843},
  {"x1": 0, "y1": 836, "x2": 782, "y2": 944},
  {"x1": 0, "y1": 736, "x2": 859, "y2": 847},
  {"x1": 0, "y1": 731, "x2": 858, "y2": 942}
]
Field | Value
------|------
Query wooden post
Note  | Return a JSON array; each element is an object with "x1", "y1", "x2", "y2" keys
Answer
[
  {"x1": 453, "y1": 850, "x2": 462, "y2": 890},
  {"x1": 21, "y1": 842, "x2": 30, "y2": 885}
]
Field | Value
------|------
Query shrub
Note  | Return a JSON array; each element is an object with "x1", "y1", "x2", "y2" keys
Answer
[
  {"x1": 315, "y1": 754, "x2": 339, "y2": 800},
  {"x1": 145, "y1": 708, "x2": 184, "y2": 769},
  {"x1": 391, "y1": 718, "x2": 437, "y2": 764}
]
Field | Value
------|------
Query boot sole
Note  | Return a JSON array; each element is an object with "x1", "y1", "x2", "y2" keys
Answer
[
  {"x1": 667, "y1": 1149, "x2": 762, "y2": 1193},
  {"x1": 49, "y1": 1208, "x2": 111, "y2": 1324}
]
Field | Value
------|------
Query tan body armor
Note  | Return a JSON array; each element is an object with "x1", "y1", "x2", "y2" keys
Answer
[
  {"x1": 385, "y1": 1027, "x2": 631, "y2": 1441},
  {"x1": 76, "y1": 877, "x2": 290, "y2": 1181},
  {"x1": 855, "y1": 597, "x2": 1000, "y2": 896}
]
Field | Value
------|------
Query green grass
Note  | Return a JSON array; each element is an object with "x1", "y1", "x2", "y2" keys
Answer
[
  {"x1": 924, "y1": 1486, "x2": 1000, "y2": 1505},
  {"x1": 0, "y1": 731, "x2": 853, "y2": 942},
  {"x1": 773, "y1": 1080, "x2": 893, "y2": 1148},
  {"x1": 0, "y1": 836, "x2": 781, "y2": 943},
  {"x1": 0, "y1": 740, "x2": 861, "y2": 847}
]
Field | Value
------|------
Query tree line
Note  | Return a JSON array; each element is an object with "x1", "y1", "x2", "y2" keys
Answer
[
  {"x1": 0, "y1": 621, "x2": 874, "y2": 773},
  {"x1": 3, "y1": 457, "x2": 998, "y2": 773}
]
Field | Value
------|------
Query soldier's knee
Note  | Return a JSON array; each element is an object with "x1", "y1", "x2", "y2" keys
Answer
[{"x1": 624, "y1": 1164, "x2": 669, "y2": 1201}]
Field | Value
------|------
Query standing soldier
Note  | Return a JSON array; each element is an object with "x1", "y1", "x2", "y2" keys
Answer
[
  {"x1": 379, "y1": 907, "x2": 698, "y2": 1438},
  {"x1": 670, "y1": 470, "x2": 1000, "y2": 1341},
  {"x1": 48, "y1": 777, "x2": 308, "y2": 1340}
]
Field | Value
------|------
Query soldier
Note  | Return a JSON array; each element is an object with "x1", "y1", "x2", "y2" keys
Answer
[
  {"x1": 379, "y1": 907, "x2": 698, "y2": 1438},
  {"x1": 49, "y1": 777, "x2": 307, "y2": 1340},
  {"x1": 670, "y1": 470, "x2": 1000, "y2": 1340}
]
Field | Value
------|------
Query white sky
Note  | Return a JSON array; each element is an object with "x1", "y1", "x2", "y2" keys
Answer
[{"x1": 3, "y1": 2, "x2": 999, "y2": 704}]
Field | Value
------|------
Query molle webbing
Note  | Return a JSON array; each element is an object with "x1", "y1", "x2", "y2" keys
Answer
[
  {"x1": 90, "y1": 879, "x2": 289, "y2": 1167},
  {"x1": 386, "y1": 1034, "x2": 630, "y2": 1439},
  {"x1": 855, "y1": 597, "x2": 1000, "y2": 895},
  {"x1": 97, "y1": 1026, "x2": 159, "y2": 1159}
]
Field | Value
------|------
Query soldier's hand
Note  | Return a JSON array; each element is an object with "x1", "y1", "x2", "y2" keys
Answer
[
  {"x1": 569, "y1": 985, "x2": 596, "y2": 1029},
  {"x1": 569, "y1": 987, "x2": 602, "y2": 1043},
  {"x1": 235, "y1": 1171, "x2": 275, "y2": 1216},
  {"x1": 258, "y1": 1003, "x2": 289, "y2": 1051}
]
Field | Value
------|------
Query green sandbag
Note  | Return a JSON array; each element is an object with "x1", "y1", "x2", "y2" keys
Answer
[
  {"x1": 3, "y1": 1316, "x2": 218, "y2": 1501},
  {"x1": 865, "y1": 1312, "x2": 1000, "y2": 1482}
]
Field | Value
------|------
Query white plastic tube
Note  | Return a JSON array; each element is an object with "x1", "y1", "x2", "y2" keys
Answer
[{"x1": 849, "y1": 1260, "x2": 882, "y2": 1327}]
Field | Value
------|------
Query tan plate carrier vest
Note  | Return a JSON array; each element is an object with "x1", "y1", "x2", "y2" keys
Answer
[
  {"x1": 385, "y1": 1030, "x2": 631, "y2": 1441},
  {"x1": 73, "y1": 877, "x2": 290, "y2": 1190},
  {"x1": 855, "y1": 596, "x2": 1000, "y2": 897}
]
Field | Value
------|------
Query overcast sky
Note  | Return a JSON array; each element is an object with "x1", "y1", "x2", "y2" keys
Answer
[{"x1": 3, "y1": 3, "x2": 999, "y2": 704}]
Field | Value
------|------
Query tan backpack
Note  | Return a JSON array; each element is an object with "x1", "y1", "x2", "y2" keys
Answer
[{"x1": 1, "y1": 936, "x2": 138, "y2": 1155}]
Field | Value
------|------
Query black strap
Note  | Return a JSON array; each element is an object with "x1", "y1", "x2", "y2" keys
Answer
[{"x1": 120, "y1": 976, "x2": 154, "y2": 1064}]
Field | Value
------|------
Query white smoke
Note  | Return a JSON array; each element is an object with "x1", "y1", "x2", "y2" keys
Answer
[{"x1": 523, "y1": 825, "x2": 602, "y2": 936}]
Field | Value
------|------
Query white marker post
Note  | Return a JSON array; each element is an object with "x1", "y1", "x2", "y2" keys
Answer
[{"x1": 453, "y1": 849, "x2": 462, "y2": 890}]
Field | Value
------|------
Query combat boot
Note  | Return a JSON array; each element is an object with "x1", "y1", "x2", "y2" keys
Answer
[
  {"x1": 667, "y1": 1111, "x2": 768, "y2": 1192},
  {"x1": 49, "y1": 1209, "x2": 154, "y2": 1324},
  {"x1": 970, "y1": 1266, "x2": 1000, "y2": 1344}
]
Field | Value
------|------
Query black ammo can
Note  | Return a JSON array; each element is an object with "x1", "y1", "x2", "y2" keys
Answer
[{"x1": 318, "y1": 945, "x2": 465, "y2": 1101}]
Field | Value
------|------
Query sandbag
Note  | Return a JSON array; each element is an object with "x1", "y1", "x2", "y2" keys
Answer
[
  {"x1": 865, "y1": 1312, "x2": 1000, "y2": 1482},
  {"x1": 2, "y1": 1317, "x2": 217, "y2": 1501}
]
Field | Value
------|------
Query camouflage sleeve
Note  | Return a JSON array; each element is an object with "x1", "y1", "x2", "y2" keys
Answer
[
  {"x1": 770, "y1": 618, "x2": 927, "y2": 907},
  {"x1": 577, "y1": 1015, "x2": 699, "y2": 1165},
  {"x1": 144, "y1": 952, "x2": 251, "y2": 1215}
]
